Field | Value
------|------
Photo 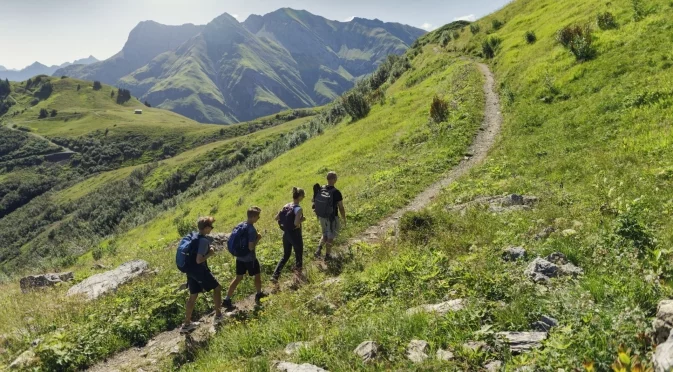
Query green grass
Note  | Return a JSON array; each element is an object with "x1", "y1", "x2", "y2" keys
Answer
[{"x1": 0, "y1": 46, "x2": 484, "y2": 370}]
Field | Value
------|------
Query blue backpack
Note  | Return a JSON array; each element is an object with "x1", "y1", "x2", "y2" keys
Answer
[
  {"x1": 228, "y1": 222, "x2": 252, "y2": 257},
  {"x1": 176, "y1": 232, "x2": 200, "y2": 273}
]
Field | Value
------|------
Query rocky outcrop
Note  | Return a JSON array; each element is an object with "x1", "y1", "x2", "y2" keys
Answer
[
  {"x1": 406, "y1": 340, "x2": 429, "y2": 363},
  {"x1": 524, "y1": 253, "x2": 583, "y2": 283},
  {"x1": 654, "y1": 300, "x2": 673, "y2": 344},
  {"x1": 275, "y1": 362, "x2": 327, "y2": 372},
  {"x1": 485, "y1": 360, "x2": 503, "y2": 371},
  {"x1": 406, "y1": 299, "x2": 465, "y2": 316},
  {"x1": 436, "y1": 349, "x2": 454, "y2": 361},
  {"x1": 354, "y1": 341, "x2": 380, "y2": 363},
  {"x1": 531, "y1": 315, "x2": 558, "y2": 332},
  {"x1": 8, "y1": 349, "x2": 39, "y2": 370},
  {"x1": 447, "y1": 194, "x2": 538, "y2": 214},
  {"x1": 502, "y1": 247, "x2": 526, "y2": 261},
  {"x1": 209, "y1": 233, "x2": 230, "y2": 251},
  {"x1": 19, "y1": 272, "x2": 73, "y2": 293},
  {"x1": 654, "y1": 331, "x2": 673, "y2": 372},
  {"x1": 496, "y1": 332, "x2": 546, "y2": 354},
  {"x1": 66, "y1": 260, "x2": 149, "y2": 300}
]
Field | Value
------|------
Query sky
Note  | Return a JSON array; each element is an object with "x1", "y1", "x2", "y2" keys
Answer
[{"x1": 0, "y1": 0, "x2": 511, "y2": 70}]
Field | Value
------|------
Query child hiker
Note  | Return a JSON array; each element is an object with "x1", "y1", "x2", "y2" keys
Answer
[{"x1": 271, "y1": 187, "x2": 306, "y2": 282}]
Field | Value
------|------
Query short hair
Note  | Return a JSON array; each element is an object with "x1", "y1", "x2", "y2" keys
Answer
[
  {"x1": 247, "y1": 206, "x2": 262, "y2": 219},
  {"x1": 197, "y1": 216, "x2": 215, "y2": 230},
  {"x1": 327, "y1": 171, "x2": 338, "y2": 181}
]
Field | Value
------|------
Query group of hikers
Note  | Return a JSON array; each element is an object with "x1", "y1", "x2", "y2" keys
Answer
[{"x1": 175, "y1": 171, "x2": 346, "y2": 333}]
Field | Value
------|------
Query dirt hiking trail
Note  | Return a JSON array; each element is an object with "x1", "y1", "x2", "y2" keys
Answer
[{"x1": 86, "y1": 62, "x2": 503, "y2": 372}]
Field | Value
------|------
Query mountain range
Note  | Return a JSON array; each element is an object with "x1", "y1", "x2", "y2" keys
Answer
[
  {"x1": 56, "y1": 9, "x2": 425, "y2": 124},
  {"x1": 0, "y1": 56, "x2": 98, "y2": 81}
]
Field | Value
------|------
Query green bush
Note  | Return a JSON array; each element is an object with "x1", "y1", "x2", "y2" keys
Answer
[
  {"x1": 50, "y1": 109, "x2": 58, "y2": 117},
  {"x1": 38, "y1": 108, "x2": 49, "y2": 119},
  {"x1": 342, "y1": 91, "x2": 370, "y2": 120},
  {"x1": 399, "y1": 210, "x2": 436, "y2": 241},
  {"x1": 470, "y1": 24, "x2": 481, "y2": 34},
  {"x1": 525, "y1": 31, "x2": 537, "y2": 44},
  {"x1": 556, "y1": 24, "x2": 596, "y2": 61},
  {"x1": 597, "y1": 12, "x2": 618, "y2": 30},
  {"x1": 92, "y1": 81, "x2": 102, "y2": 91},
  {"x1": 440, "y1": 32, "x2": 451, "y2": 47},
  {"x1": 632, "y1": 0, "x2": 646, "y2": 21},
  {"x1": 492, "y1": 19, "x2": 504, "y2": 30},
  {"x1": 429, "y1": 95, "x2": 449, "y2": 123},
  {"x1": 482, "y1": 36, "x2": 502, "y2": 58}
]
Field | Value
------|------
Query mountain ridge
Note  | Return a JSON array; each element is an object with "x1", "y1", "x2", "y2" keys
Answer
[{"x1": 0, "y1": 57, "x2": 98, "y2": 81}]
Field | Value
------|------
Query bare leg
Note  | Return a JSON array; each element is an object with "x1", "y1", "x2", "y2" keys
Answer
[
  {"x1": 185, "y1": 293, "x2": 198, "y2": 325},
  {"x1": 213, "y1": 286, "x2": 222, "y2": 316},
  {"x1": 227, "y1": 276, "x2": 243, "y2": 298}
]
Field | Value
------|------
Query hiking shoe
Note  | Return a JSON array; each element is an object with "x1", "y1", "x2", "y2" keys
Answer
[
  {"x1": 270, "y1": 276, "x2": 279, "y2": 284},
  {"x1": 214, "y1": 314, "x2": 224, "y2": 326},
  {"x1": 223, "y1": 298, "x2": 234, "y2": 311},
  {"x1": 255, "y1": 292, "x2": 268, "y2": 303},
  {"x1": 324, "y1": 254, "x2": 333, "y2": 261},
  {"x1": 179, "y1": 322, "x2": 200, "y2": 334},
  {"x1": 314, "y1": 248, "x2": 322, "y2": 258}
]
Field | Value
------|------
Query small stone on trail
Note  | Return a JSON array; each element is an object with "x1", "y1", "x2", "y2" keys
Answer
[
  {"x1": 406, "y1": 340, "x2": 429, "y2": 363},
  {"x1": 502, "y1": 246, "x2": 526, "y2": 261},
  {"x1": 354, "y1": 341, "x2": 380, "y2": 363},
  {"x1": 275, "y1": 362, "x2": 327, "y2": 372},
  {"x1": 436, "y1": 348, "x2": 454, "y2": 361},
  {"x1": 8, "y1": 349, "x2": 38, "y2": 370},
  {"x1": 495, "y1": 332, "x2": 546, "y2": 354},
  {"x1": 406, "y1": 299, "x2": 465, "y2": 316},
  {"x1": 485, "y1": 360, "x2": 503, "y2": 371}
]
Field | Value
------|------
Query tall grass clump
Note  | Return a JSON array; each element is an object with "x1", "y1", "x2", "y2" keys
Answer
[
  {"x1": 470, "y1": 24, "x2": 481, "y2": 34},
  {"x1": 492, "y1": 19, "x2": 504, "y2": 30},
  {"x1": 525, "y1": 31, "x2": 537, "y2": 44},
  {"x1": 429, "y1": 95, "x2": 449, "y2": 123},
  {"x1": 440, "y1": 32, "x2": 451, "y2": 47},
  {"x1": 482, "y1": 36, "x2": 503, "y2": 59},
  {"x1": 556, "y1": 24, "x2": 596, "y2": 61},
  {"x1": 597, "y1": 12, "x2": 618, "y2": 30},
  {"x1": 632, "y1": 0, "x2": 646, "y2": 21}
]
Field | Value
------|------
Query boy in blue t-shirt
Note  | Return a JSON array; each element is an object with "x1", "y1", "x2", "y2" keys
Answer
[{"x1": 224, "y1": 206, "x2": 266, "y2": 309}]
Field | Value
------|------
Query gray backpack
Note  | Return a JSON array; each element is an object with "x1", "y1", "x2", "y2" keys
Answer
[{"x1": 314, "y1": 186, "x2": 336, "y2": 219}]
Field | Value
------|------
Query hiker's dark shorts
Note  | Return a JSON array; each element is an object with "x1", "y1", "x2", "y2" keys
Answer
[
  {"x1": 186, "y1": 267, "x2": 220, "y2": 294},
  {"x1": 236, "y1": 259, "x2": 261, "y2": 276}
]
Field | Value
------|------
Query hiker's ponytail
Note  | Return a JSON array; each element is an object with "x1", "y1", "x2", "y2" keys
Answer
[{"x1": 292, "y1": 187, "x2": 305, "y2": 200}]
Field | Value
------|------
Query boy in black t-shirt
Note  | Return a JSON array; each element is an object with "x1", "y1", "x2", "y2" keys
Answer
[{"x1": 314, "y1": 171, "x2": 346, "y2": 260}]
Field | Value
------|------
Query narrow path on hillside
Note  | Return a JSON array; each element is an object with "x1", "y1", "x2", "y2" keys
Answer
[{"x1": 85, "y1": 62, "x2": 503, "y2": 372}]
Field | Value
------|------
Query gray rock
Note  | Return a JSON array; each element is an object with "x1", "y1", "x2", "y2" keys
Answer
[
  {"x1": 654, "y1": 300, "x2": 673, "y2": 344},
  {"x1": 524, "y1": 258, "x2": 558, "y2": 283},
  {"x1": 545, "y1": 252, "x2": 568, "y2": 265},
  {"x1": 406, "y1": 340, "x2": 429, "y2": 363},
  {"x1": 8, "y1": 349, "x2": 38, "y2": 370},
  {"x1": 496, "y1": 332, "x2": 547, "y2": 354},
  {"x1": 285, "y1": 341, "x2": 311, "y2": 355},
  {"x1": 532, "y1": 315, "x2": 558, "y2": 332},
  {"x1": 276, "y1": 362, "x2": 327, "y2": 372},
  {"x1": 485, "y1": 360, "x2": 503, "y2": 371},
  {"x1": 534, "y1": 226, "x2": 556, "y2": 240},
  {"x1": 654, "y1": 331, "x2": 673, "y2": 372},
  {"x1": 503, "y1": 246, "x2": 526, "y2": 261},
  {"x1": 19, "y1": 272, "x2": 73, "y2": 293},
  {"x1": 209, "y1": 233, "x2": 230, "y2": 252},
  {"x1": 463, "y1": 341, "x2": 487, "y2": 352},
  {"x1": 501, "y1": 194, "x2": 525, "y2": 207},
  {"x1": 436, "y1": 349, "x2": 454, "y2": 361},
  {"x1": 321, "y1": 277, "x2": 343, "y2": 286},
  {"x1": 559, "y1": 263, "x2": 584, "y2": 277},
  {"x1": 447, "y1": 194, "x2": 539, "y2": 214},
  {"x1": 66, "y1": 260, "x2": 149, "y2": 300},
  {"x1": 354, "y1": 341, "x2": 380, "y2": 363},
  {"x1": 406, "y1": 299, "x2": 465, "y2": 316}
]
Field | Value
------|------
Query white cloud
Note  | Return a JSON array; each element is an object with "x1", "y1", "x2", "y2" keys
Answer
[
  {"x1": 454, "y1": 14, "x2": 477, "y2": 22},
  {"x1": 421, "y1": 22, "x2": 436, "y2": 31},
  {"x1": 344, "y1": 16, "x2": 355, "y2": 22}
]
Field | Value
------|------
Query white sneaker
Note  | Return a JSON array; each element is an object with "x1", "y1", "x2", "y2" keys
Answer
[{"x1": 214, "y1": 314, "x2": 224, "y2": 326}]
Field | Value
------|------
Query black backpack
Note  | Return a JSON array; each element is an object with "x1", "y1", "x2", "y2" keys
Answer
[
  {"x1": 277, "y1": 203, "x2": 297, "y2": 232},
  {"x1": 314, "y1": 186, "x2": 336, "y2": 219}
]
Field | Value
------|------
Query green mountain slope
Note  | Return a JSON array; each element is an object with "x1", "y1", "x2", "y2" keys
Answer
[{"x1": 61, "y1": 9, "x2": 425, "y2": 124}]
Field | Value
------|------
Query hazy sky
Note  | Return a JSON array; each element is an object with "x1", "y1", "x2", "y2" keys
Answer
[{"x1": 0, "y1": 0, "x2": 510, "y2": 70}]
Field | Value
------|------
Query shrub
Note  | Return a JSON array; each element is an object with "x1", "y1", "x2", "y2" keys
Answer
[
  {"x1": 452, "y1": 31, "x2": 460, "y2": 40},
  {"x1": 93, "y1": 81, "x2": 102, "y2": 90},
  {"x1": 38, "y1": 108, "x2": 49, "y2": 119},
  {"x1": 525, "y1": 31, "x2": 537, "y2": 44},
  {"x1": 597, "y1": 12, "x2": 618, "y2": 30},
  {"x1": 35, "y1": 82, "x2": 53, "y2": 100},
  {"x1": 92, "y1": 246, "x2": 103, "y2": 261},
  {"x1": 492, "y1": 19, "x2": 504, "y2": 30},
  {"x1": 399, "y1": 210, "x2": 435, "y2": 241},
  {"x1": 482, "y1": 36, "x2": 502, "y2": 59},
  {"x1": 61, "y1": 76, "x2": 67, "y2": 79},
  {"x1": 470, "y1": 24, "x2": 481, "y2": 34},
  {"x1": 556, "y1": 24, "x2": 596, "y2": 61},
  {"x1": 440, "y1": 32, "x2": 451, "y2": 47},
  {"x1": 175, "y1": 218, "x2": 194, "y2": 237},
  {"x1": 342, "y1": 91, "x2": 370, "y2": 120},
  {"x1": 116, "y1": 88, "x2": 132, "y2": 104},
  {"x1": 144, "y1": 101, "x2": 151, "y2": 107},
  {"x1": 429, "y1": 95, "x2": 449, "y2": 123},
  {"x1": 632, "y1": 0, "x2": 646, "y2": 21},
  {"x1": 50, "y1": 109, "x2": 57, "y2": 117},
  {"x1": 76, "y1": 84, "x2": 81, "y2": 91}
]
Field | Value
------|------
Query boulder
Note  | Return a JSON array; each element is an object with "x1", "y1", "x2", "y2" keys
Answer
[
  {"x1": 531, "y1": 315, "x2": 558, "y2": 332},
  {"x1": 534, "y1": 226, "x2": 556, "y2": 240},
  {"x1": 654, "y1": 331, "x2": 673, "y2": 372},
  {"x1": 447, "y1": 194, "x2": 539, "y2": 214},
  {"x1": 66, "y1": 260, "x2": 149, "y2": 300},
  {"x1": 496, "y1": 332, "x2": 546, "y2": 354},
  {"x1": 276, "y1": 362, "x2": 327, "y2": 372},
  {"x1": 436, "y1": 349, "x2": 454, "y2": 361},
  {"x1": 8, "y1": 349, "x2": 38, "y2": 370},
  {"x1": 285, "y1": 341, "x2": 311, "y2": 355},
  {"x1": 524, "y1": 258, "x2": 558, "y2": 283},
  {"x1": 406, "y1": 340, "x2": 429, "y2": 363},
  {"x1": 545, "y1": 252, "x2": 583, "y2": 277},
  {"x1": 545, "y1": 252, "x2": 568, "y2": 265},
  {"x1": 209, "y1": 233, "x2": 230, "y2": 252},
  {"x1": 354, "y1": 341, "x2": 380, "y2": 363},
  {"x1": 502, "y1": 246, "x2": 526, "y2": 261},
  {"x1": 485, "y1": 360, "x2": 503, "y2": 371},
  {"x1": 19, "y1": 272, "x2": 73, "y2": 293},
  {"x1": 654, "y1": 300, "x2": 673, "y2": 344},
  {"x1": 406, "y1": 299, "x2": 465, "y2": 316}
]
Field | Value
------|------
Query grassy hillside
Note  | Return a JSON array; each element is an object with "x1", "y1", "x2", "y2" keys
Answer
[{"x1": 0, "y1": 23, "x2": 484, "y2": 370}]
